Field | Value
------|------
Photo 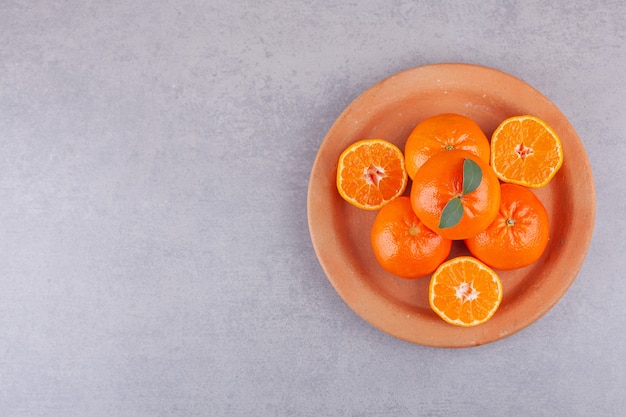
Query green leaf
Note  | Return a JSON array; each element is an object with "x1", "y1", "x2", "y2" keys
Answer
[
  {"x1": 439, "y1": 197, "x2": 463, "y2": 229},
  {"x1": 462, "y1": 158, "x2": 482, "y2": 195}
]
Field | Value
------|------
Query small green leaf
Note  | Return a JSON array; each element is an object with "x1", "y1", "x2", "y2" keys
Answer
[
  {"x1": 462, "y1": 158, "x2": 482, "y2": 195},
  {"x1": 439, "y1": 197, "x2": 463, "y2": 229}
]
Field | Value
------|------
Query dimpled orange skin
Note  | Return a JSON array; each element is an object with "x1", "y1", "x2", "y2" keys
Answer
[
  {"x1": 410, "y1": 149, "x2": 501, "y2": 240},
  {"x1": 404, "y1": 113, "x2": 491, "y2": 179},
  {"x1": 465, "y1": 183, "x2": 550, "y2": 270},
  {"x1": 370, "y1": 197, "x2": 452, "y2": 279}
]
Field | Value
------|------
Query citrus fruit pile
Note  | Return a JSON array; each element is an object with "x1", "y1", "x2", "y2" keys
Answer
[{"x1": 336, "y1": 113, "x2": 563, "y2": 327}]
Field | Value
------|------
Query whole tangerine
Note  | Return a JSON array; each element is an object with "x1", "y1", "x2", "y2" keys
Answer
[
  {"x1": 404, "y1": 113, "x2": 490, "y2": 179},
  {"x1": 465, "y1": 183, "x2": 550, "y2": 270},
  {"x1": 410, "y1": 149, "x2": 501, "y2": 240},
  {"x1": 371, "y1": 196, "x2": 452, "y2": 279}
]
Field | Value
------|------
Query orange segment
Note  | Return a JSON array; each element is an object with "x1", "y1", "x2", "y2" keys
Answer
[
  {"x1": 336, "y1": 139, "x2": 408, "y2": 210},
  {"x1": 490, "y1": 115, "x2": 564, "y2": 188},
  {"x1": 429, "y1": 256, "x2": 503, "y2": 327}
]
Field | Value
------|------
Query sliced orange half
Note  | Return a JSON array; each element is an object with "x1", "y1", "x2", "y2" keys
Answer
[
  {"x1": 429, "y1": 256, "x2": 503, "y2": 327},
  {"x1": 336, "y1": 139, "x2": 408, "y2": 210},
  {"x1": 490, "y1": 115, "x2": 564, "y2": 188}
]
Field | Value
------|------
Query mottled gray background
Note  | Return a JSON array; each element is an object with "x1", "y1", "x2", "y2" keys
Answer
[{"x1": 1, "y1": 1, "x2": 624, "y2": 416}]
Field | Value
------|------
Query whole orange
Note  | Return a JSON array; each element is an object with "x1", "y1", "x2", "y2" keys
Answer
[
  {"x1": 404, "y1": 113, "x2": 490, "y2": 179},
  {"x1": 465, "y1": 183, "x2": 550, "y2": 270},
  {"x1": 410, "y1": 149, "x2": 501, "y2": 240},
  {"x1": 370, "y1": 196, "x2": 452, "y2": 279}
]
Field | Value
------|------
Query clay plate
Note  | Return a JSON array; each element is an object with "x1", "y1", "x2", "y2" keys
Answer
[{"x1": 307, "y1": 63, "x2": 595, "y2": 348}]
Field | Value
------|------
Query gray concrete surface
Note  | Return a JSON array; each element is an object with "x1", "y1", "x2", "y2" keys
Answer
[{"x1": 1, "y1": 1, "x2": 624, "y2": 415}]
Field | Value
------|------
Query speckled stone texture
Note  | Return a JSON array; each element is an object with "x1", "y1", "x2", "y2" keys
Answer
[{"x1": 0, "y1": 1, "x2": 624, "y2": 416}]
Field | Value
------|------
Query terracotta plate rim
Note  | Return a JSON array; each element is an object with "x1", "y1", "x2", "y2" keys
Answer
[{"x1": 307, "y1": 63, "x2": 596, "y2": 348}]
